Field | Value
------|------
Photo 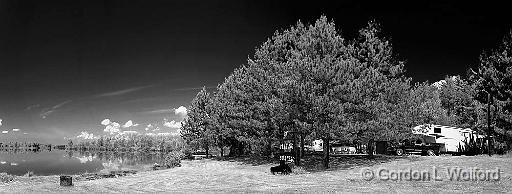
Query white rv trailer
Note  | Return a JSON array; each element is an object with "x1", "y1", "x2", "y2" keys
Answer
[{"x1": 412, "y1": 124, "x2": 484, "y2": 153}]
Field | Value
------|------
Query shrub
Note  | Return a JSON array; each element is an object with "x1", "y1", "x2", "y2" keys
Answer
[
  {"x1": 163, "y1": 151, "x2": 184, "y2": 168},
  {"x1": 0, "y1": 173, "x2": 15, "y2": 183},
  {"x1": 24, "y1": 171, "x2": 34, "y2": 177}
]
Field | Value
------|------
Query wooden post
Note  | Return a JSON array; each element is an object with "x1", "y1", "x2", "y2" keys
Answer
[{"x1": 60, "y1": 175, "x2": 73, "y2": 186}]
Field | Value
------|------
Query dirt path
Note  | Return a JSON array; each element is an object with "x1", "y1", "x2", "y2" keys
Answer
[{"x1": 1, "y1": 155, "x2": 511, "y2": 193}]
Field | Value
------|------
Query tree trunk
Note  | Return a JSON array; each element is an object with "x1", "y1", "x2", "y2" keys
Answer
[
  {"x1": 487, "y1": 93, "x2": 493, "y2": 156},
  {"x1": 367, "y1": 139, "x2": 374, "y2": 158},
  {"x1": 205, "y1": 144, "x2": 209, "y2": 158},
  {"x1": 293, "y1": 131, "x2": 300, "y2": 166},
  {"x1": 237, "y1": 141, "x2": 245, "y2": 156},
  {"x1": 220, "y1": 145, "x2": 224, "y2": 157},
  {"x1": 300, "y1": 134, "x2": 305, "y2": 158},
  {"x1": 266, "y1": 139, "x2": 273, "y2": 158},
  {"x1": 228, "y1": 140, "x2": 240, "y2": 157},
  {"x1": 322, "y1": 136, "x2": 330, "y2": 169}
]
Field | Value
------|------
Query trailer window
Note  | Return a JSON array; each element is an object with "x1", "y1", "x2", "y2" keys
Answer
[{"x1": 434, "y1": 127, "x2": 441, "y2": 133}]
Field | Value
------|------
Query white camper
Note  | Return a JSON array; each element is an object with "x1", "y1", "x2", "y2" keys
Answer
[
  {"x1": 311, "y1": 139, "x2": 323, "y2": 152},
  {"x1": 412, "y1": 124, "x2": 484, "y2": 153}
]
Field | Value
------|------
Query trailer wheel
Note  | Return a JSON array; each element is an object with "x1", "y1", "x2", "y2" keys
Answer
[
  {"x1": 426, "y1": 149, "x2": 436, "y2": 156},
  {"x1": 396, "y1": 149, "x2": 404, "y2": 156}
]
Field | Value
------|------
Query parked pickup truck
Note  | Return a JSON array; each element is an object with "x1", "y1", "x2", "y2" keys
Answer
[{"x1": 387, "y1": 138, "x2": 442, "y2": 156}]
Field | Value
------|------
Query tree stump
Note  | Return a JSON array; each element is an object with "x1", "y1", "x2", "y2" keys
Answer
[{"x1": 60, "y1": 175, "x2": 73, "y2": 186}]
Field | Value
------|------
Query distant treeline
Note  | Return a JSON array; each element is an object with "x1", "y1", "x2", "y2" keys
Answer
[
  {"x1": 67, "y1": 134, "x2": 185, "y2": 153},
  {"x1": 0, "y1": 142, "x2": 52, "y2": 151},
  {"x1": 67, "y1": 150, "x2": 169, "y2": 166}
]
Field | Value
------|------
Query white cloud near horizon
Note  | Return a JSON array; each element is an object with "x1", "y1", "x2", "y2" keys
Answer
[
  {"x1": 104, "y1": 122, "x2": 121, "y2": 134},
  {"x1": 12, "y1": 128, "x2": 20, "y2": 132},
  {"x1": 2, "y1": 131, "x2": 8, "y2": 134},
  {"x1": 174, "y1": 106, "x2": 187, "y2": 116},
  {"x1": 146, "y1": 132, "x2": 175, "y2": 136},
  {"x1": 101, "y1": 119, "x2": 111, "y2": 126},
  {"x1": 122, "y1": 120, "x2": 138, "y2": 128},
  {"x1": 145, "y1": 124, "x2": 152, "y2": 131},
  {"x1": 121, "y1": 130, "x2": 138, "y2": 135},
  {"x1": 77, "y1": 131, "x2": 95, "y2": 139},
  {"x1": 100, "y1": 118, "x2": 122, "y2": 135},
  {"x1": 163, "y1": 119, "x2": 182, "y2": 129}
]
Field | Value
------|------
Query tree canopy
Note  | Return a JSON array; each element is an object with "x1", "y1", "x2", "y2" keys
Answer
[{"x1": 181, "y1": 17, "x2": 512, "y2": 167}]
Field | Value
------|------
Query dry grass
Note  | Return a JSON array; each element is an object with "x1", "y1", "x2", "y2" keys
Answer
[{"x1": 0, "y1": 154, "x2": 510, "y2": 193}]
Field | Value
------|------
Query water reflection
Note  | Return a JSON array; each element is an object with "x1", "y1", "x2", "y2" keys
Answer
[{"x1": 0, "y1": 149, "x2": 167, "y2": 175}]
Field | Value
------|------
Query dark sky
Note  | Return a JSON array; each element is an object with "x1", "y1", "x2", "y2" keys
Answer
[{"x1": 0, "y1": 0, "x2": 510, "y2": 143}]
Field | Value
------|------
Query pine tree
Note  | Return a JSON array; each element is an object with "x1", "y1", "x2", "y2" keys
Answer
[{"x1": 470, "y1": 30, "x2": 512, "y2": 149}]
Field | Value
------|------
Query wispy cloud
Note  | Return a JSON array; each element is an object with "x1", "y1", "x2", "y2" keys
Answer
[
  {"x1": 140, "y1": 109, "x2": 172, "y2": 114},
  {"x1": 53, "y1": 100, "x2": 72, "y2": 109},
  {"x1": 174, "y1": 86, "x2": 217, "y2": 91},
  {"x1": 120, "y1": 96, "x2": 163, "y2": 104},
  {"x1": 40, "y1": 100, "x2": 72, "y2": 119},
  {"x1": 139, "y1": 106, "x2": 188, "y2": 116},
  {"x1": 25, "y1": 104, "x2": 41, "y2": 111},
  {"x1": 94, "y1": 85, "x2": 155, "y2": 98}
]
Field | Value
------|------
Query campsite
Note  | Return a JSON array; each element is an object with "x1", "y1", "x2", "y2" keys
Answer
[{"x1": 1, "y1": 1, "x2": 512, "y2": 193}]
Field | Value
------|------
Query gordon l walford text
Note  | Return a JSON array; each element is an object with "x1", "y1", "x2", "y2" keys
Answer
[{"x1": 360, "y1": 166, "x2": 501, "y2": 181}]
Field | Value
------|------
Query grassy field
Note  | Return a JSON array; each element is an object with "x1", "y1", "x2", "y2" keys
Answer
[{"x1": 1, "y1": 154, "x2": 510, "y2": 193}]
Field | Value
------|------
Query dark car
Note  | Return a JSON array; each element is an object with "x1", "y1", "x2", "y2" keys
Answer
[{"x1": 387, "y1": 138, "x2": 442, "y2": 156}]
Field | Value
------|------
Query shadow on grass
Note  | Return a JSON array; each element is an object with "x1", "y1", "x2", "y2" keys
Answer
[
  {"x1": 213, "y1": 155, "x2": 276, "y2": 166},
  {"x1": 213, "y1": 154, "x2": 423, "y2": 173},
  {"x1": 301, "y1": 155, "x2": 411, "y2": 172}
]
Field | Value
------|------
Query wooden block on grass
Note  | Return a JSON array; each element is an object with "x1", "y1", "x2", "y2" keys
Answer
[{"x1": 60, "y1": 175, "x2": 73, "y2": 186}]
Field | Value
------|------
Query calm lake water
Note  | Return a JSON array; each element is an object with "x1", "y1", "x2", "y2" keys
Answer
[{"x1": 0, "y1": 150, "x2": 166, "y2": 176}]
